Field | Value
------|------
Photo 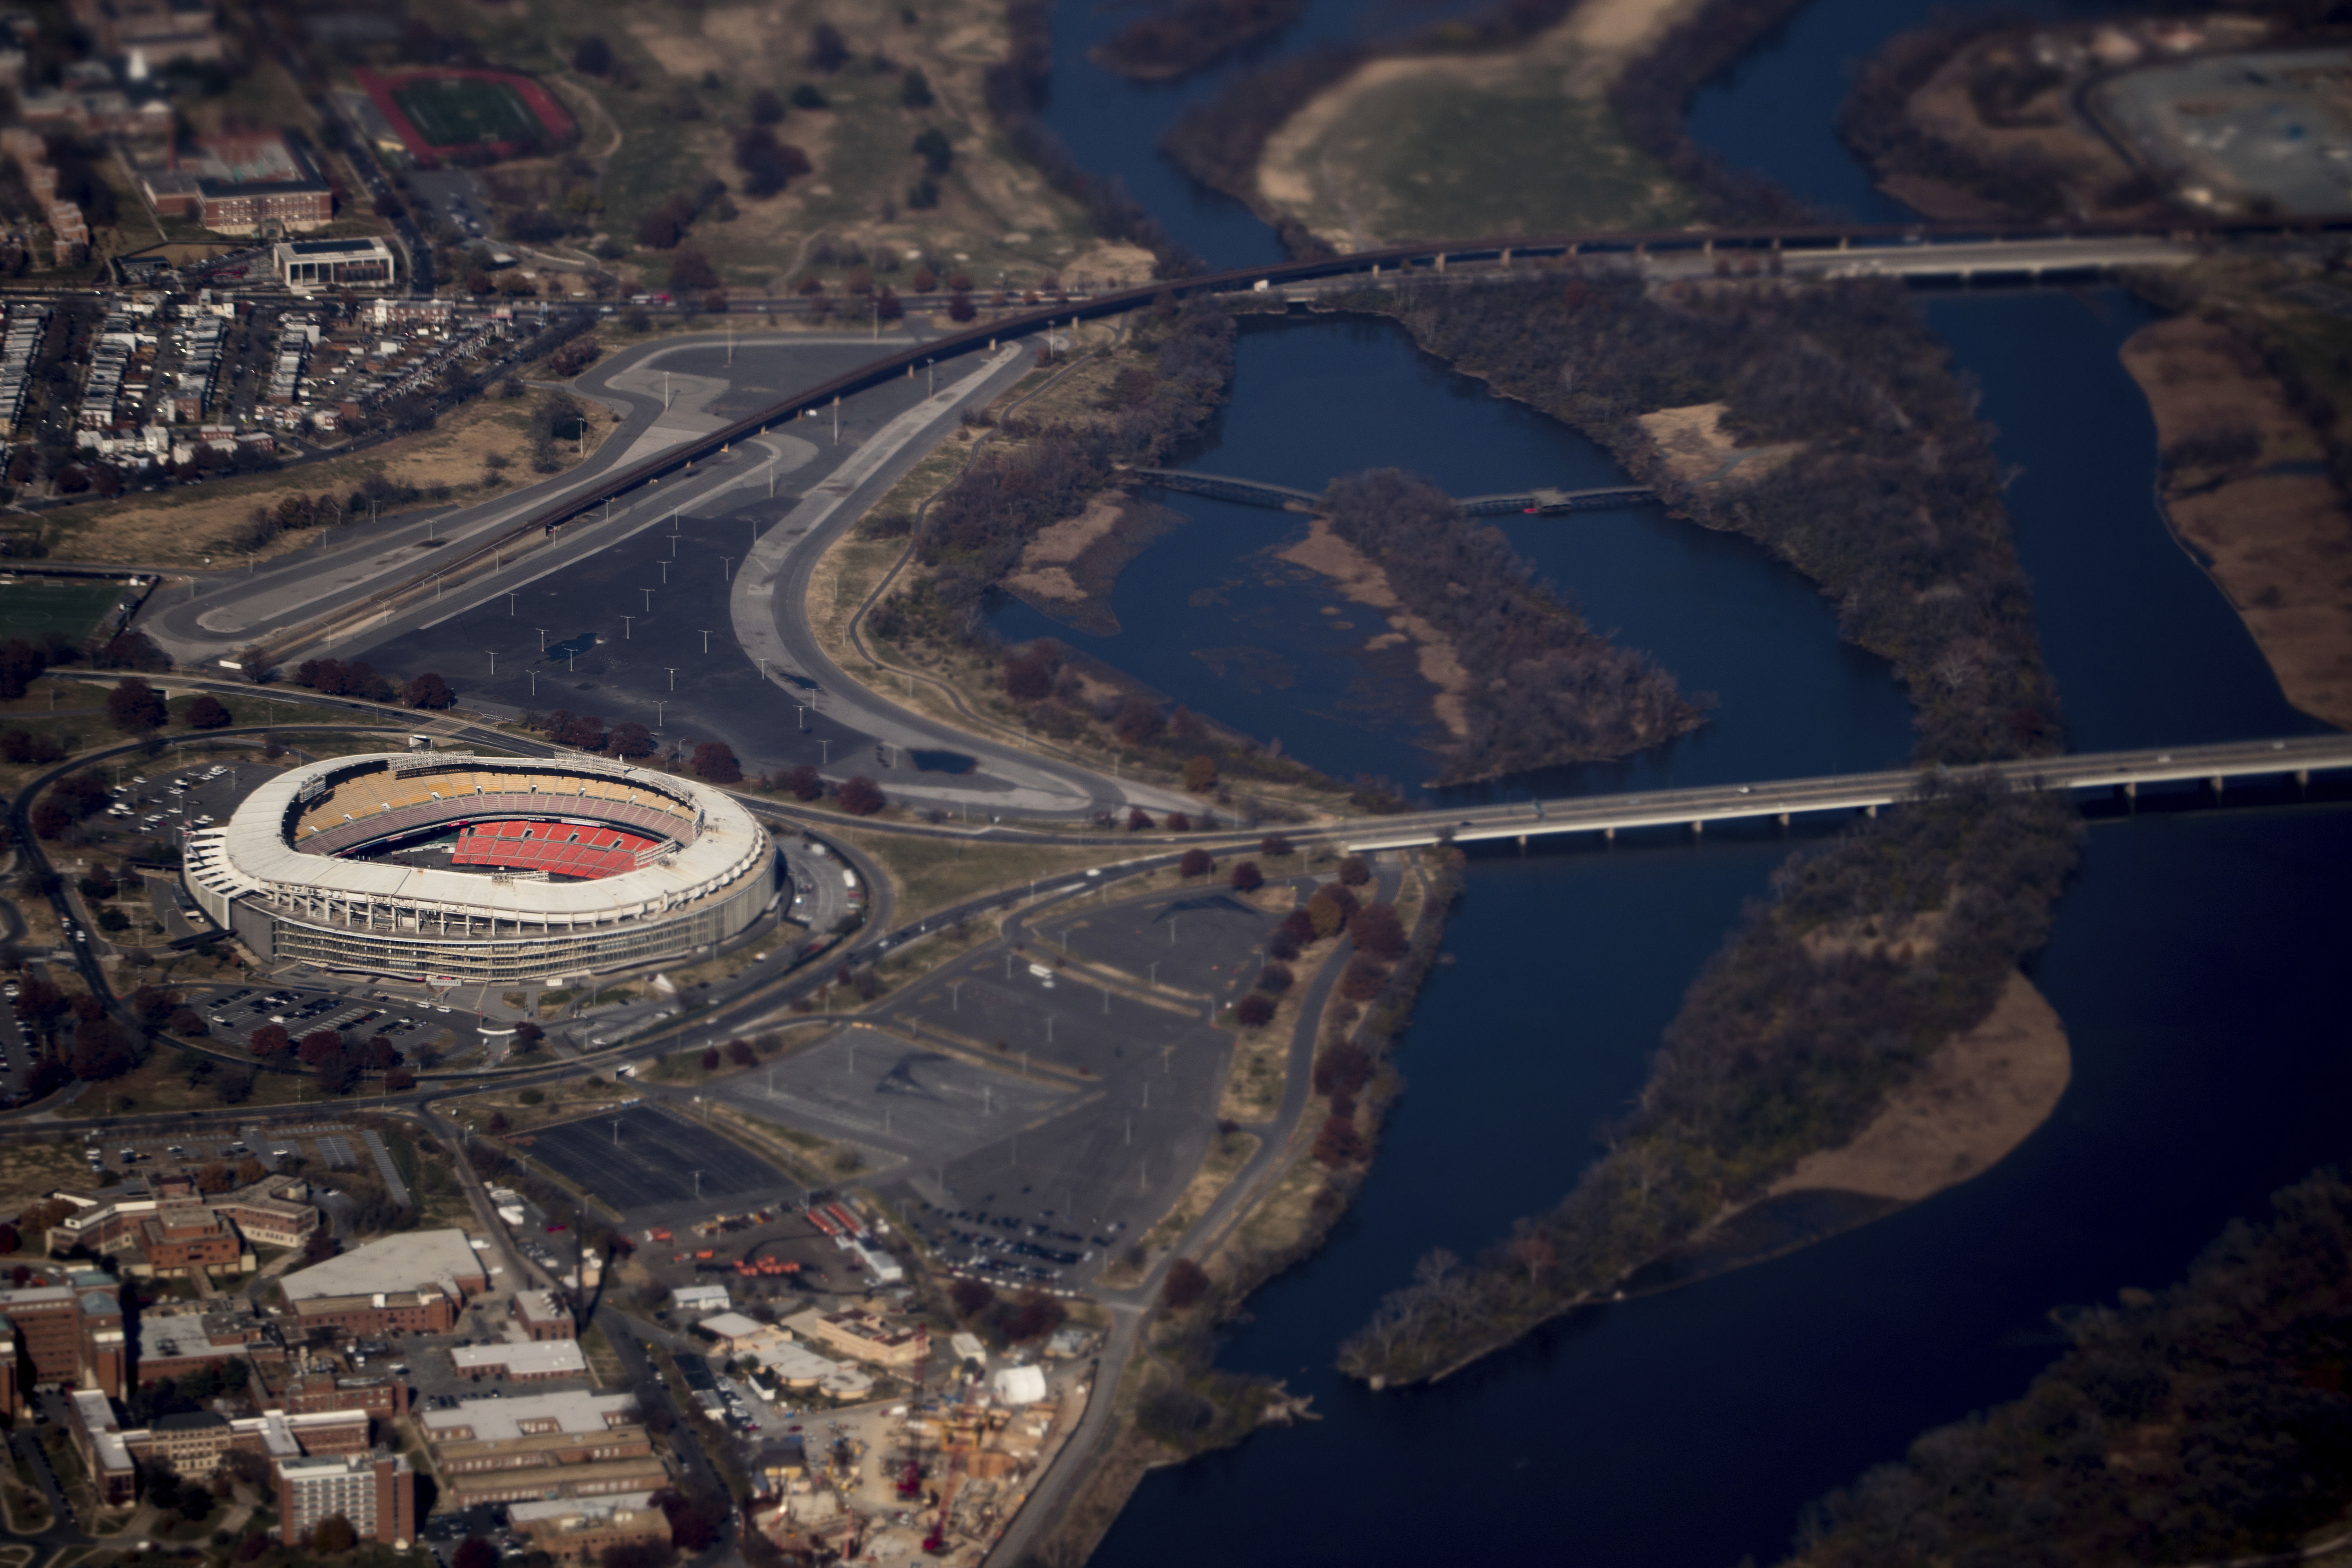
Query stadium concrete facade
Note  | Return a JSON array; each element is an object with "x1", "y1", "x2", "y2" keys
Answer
[{"x1": 183, "y1": 753, "x2": 777, "y2": 982}]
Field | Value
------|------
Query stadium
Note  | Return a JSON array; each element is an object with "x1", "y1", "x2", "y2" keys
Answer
[{"x1": 183, "y1": 753, "x2": 777, "y2": 982}]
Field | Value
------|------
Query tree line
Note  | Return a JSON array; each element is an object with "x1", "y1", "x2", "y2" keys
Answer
[
  {"x1": 1318, "y1": 469, "x2": 1703, "y2": 779},
  {"x1": 986, "y1": 0, "x2": 1202, "y2": 277},
  {"x1": 1374, "y1": 271, "x2": 2067, "y2": 765},
  {"x1": 1785, "y1": 1165, "x2": 2352, "y2": 1567},
  {"x1": 1338, "y1": 782, "x2": 2083, "y2": 1386},
  {"x1": 1091, "y1": 0, "x2": 1312, "y2": 81},
  {"x1": 1154, "y1": 0, "x2": 1815, "y2": 256},
  {"x1": 1836, "y1": 17, "x2": 2117, "y2": 223},
  {"x1": 887, "y1": 293, "x2": 1236, "y2": 644}
]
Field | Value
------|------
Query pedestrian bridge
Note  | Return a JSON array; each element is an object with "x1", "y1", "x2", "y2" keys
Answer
[
  {"x1": 1340, "y1": 735, "x2": 2352, "y2": 853},
  {"x1": 1126, "y1": 468, "x2": 1658, "y2": 515}
]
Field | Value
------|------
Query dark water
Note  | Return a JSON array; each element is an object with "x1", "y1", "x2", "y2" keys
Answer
[
  {"x1": 1096, "y1": 810, "x2": 2352, "y2": 1568},
  {"x1": 1683, "y1": 0, "x2": 2117, "y2": 223},
  {"x1": 1015, "y1": 4, "x2": 2352, "y2": 1564},
  {"x1": 994, "y1": 314, "x2": 1917, "y2": 795},
  {"x1": 1920, "y1": 289, "x2": 2331, "y2": 751},
  {"x1": 1039, "y1": 0, "x2": 1493, "y2": 267}
]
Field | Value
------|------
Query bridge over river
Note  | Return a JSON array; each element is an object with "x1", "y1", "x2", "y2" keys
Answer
[
  {"x1": 1126, "y1": 468, "x2": 1657, "y2": 515},
  {"x1": 1339, "y1": 735, "x2": 2352, "y2": 853}
]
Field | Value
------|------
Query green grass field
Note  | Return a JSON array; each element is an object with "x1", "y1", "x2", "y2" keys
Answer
[
  {"x1": 1286, "y1": 67, "x2": 1695, "y2": 245},
  {"x1": 395, "y1": 77, "x2": 541, "y2": 148},
  {"x1": 0, "y1": 580, "x2": 123, "y2": 642}
]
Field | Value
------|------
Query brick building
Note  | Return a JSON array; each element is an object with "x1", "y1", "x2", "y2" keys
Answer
[
  {"x1": 71, "y1": 1388, "x2": 375, "y2": 1503},
  {"x1": 450, "y1": 1339, "x2": 589, "y2": 1381},
  {"x1": 0, "y1": 1273, "x2": 127, "y2": 1416},
  {"x1": 279, "y1": 1229, "x2": 485, "y2": 1338},
  {"x1": 420, "y1": 1391, "x2": 666, "y2": 1509},
  {"x1": 276, "y1": 1451, "x2": 415, "y2": 1546},
  {"x1": 274, "y1": 1370, "x2": 407, "y2": 1419},
  {"x1": 138, "y1": 131, "x2": 329, "y2": 235},
  {"x1": 512, "y1": 1289, "x2": 576, "y2": 1341},
  {"x1": 47, "y1": 1174, "x2": 318, "y2": 1277},
  {"x1": 508, "y1": 1492, "x2": 670, "y2": 1560},
  {"x1": 71, "y1": 0, "x2": 225, "y2": 66}
]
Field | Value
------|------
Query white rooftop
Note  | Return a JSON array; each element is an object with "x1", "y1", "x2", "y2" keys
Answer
[
  {"x1": 72, "y1": 1389, "x2": 131, "y2": 1474},
  {"x1": 509, "y1": 1491, "x2": 659, "y2": 1526},
  {"x1": 280, "y1": 1228, "x2": 480, "y2": 1303},
  {"x1": 751, "y1": 1342, "x2": 840, "y2": 1383},
  {"x1": 419, "y1": 1388, "x2": 632, "y2": 1445},
  {"x1": 451, "y1": 1339, "x2": 587, "y2": 1377},
  {"x1": 698, "y1": 1311, "x2": 765, "y2": 1341},
  {"x1": 993, "y1": 1366, "x2": 1048, "y2": 1406}
]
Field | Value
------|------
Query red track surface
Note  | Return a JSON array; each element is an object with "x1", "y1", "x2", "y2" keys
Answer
[
  {"x1": 450, "y1": 820, "x2": 659, "y2": 880},
  {"x1": 352, "y1": 66, "x2": 577, "y2": 169}
]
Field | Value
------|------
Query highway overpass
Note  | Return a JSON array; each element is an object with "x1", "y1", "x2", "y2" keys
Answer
[{"x1": 1341, "y1": 735, "x2": 2352, "y2": 853}]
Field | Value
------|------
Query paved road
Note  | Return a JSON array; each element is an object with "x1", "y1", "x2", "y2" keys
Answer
[{"x1": 1342, "y1": 734, "x2": 2352, "y2": 851}]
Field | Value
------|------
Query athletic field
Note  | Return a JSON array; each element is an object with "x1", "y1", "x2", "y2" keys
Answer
[
  {"x1": 0, "y1": 579, "x2": 122, "y2": 642},
  {"x1": 392, "y1": 76, "x2": 541, "y2": 149}
]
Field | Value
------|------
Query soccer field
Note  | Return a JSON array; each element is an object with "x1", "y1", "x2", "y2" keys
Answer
[
  {"x1": 394, "y1": 76, "x2": 541, "y2": 148},
  {"x1": 0, "y1": 579, "x2": 122, "y2": 642}
]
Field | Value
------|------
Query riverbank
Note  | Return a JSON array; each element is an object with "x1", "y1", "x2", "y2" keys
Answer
[
  {"x1": 1349, "y1": 271, "x2": 2064, "y2": 766},
  {"x1": 1339, "y1": 784, "x2": 2084, "y2": 1388},
  {"x1": 1781, "y1": 1165, "x2": 2352, "y2": 1566},
  {"x1": 2118, "y1": 313, "x2": 2352, "y2": 732},
  {"x1": 1191, "y1": 0, "x2": 1709, "y2": 250},
  {"x1": 1760, "y1": 971, "x2": 2068, "y2": 1204},
  {"x1": 1089, "y1": 0, "x2": 1311, "y2": 82},
  {"x1": 1028, "y1": 848, "x2": 1460, "y2": 1563},
  {"x1": 1836, "y1": 15, "x2": 2168, "y2": 223}
]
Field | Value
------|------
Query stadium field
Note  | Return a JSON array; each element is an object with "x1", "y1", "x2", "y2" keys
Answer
[
  {"x1": 0, "y1": 579, "x2": 123, "y2": 642},
  {"x1": 392, "y1": 76, "x2": 541, "y2": 149}
]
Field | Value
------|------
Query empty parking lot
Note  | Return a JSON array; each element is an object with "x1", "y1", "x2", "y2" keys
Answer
[{"x1": 525, "y1": 1105, "x2": 788, "y2": 1213}]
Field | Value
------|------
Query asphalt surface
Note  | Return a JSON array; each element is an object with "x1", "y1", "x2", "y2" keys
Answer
[{"x1": 132, "y1": 331, "x2": 1187, "y2": 823}]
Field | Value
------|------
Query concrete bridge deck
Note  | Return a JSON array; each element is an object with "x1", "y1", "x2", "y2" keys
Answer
[{"x1": 1340, "y1": 735, "x2": 2352, "y2": 853}]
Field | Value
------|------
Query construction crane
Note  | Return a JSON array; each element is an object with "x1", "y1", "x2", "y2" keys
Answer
[
  {"x1": 922, "y1": 1452, "x2": 962, "y2": 1557},
  {"x1": 896, "y1": 1325, "x2": 930, "y2": 1500}
]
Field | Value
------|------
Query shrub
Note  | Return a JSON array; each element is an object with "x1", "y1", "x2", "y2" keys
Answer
[
  {"x1": 1313, "y1": 1113, "x2": 1366, "y2": 1167},
  {"x1": 1183, "y1": 754, "x2": 1218, "y2": 793},
  {"x1": 1338, "y1": 954, "x2": 1388, "y2": 1002},
  {"x1": 837, "y1": 776, "x2": 886, "y2": 815},
  {"x1": 691, "y1": 741, "x2": 742, "y2": 783},
  {"x1": 185, "y1": 695, "x2": 232, "y2": 730},
  {"x1": 1161, "y1": 1257, "x2": 1210, "y2": 1309},
  {"x1": 1338, "y1": 855, "x2": 1371, "y2": 886},
  {"x1": 1179, "y1": 848, "x2": 1213, "y2": 878},
  {"x1": 1256, "y1": 961, "x2": 1293, "y2": 995},
  {"x1": 1234, "y1": 993, "x2": 1275, "y2": 1028}
]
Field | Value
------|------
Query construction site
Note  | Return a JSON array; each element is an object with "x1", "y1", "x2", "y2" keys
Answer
[{"x1": 750, "y1": 1321, "x2": 1093, "y2": 1566}]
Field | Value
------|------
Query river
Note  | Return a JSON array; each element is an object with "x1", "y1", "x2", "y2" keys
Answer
[{"x1": 1016, "y1": 4, "x2": 2352, "y2": 1564}]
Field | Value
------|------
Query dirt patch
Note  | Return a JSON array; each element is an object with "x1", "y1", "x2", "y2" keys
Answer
[
  {"x1": 1636, "y1": 402, "x2": 1801, "y2": 488},
  {"x1": 2121, "y1": 316, "x2": 2352, "y2": 730},
  {"x1": 1001, "y1": 493, "x2": 1178, "y2": 635},
  {"x1": 1255, "y1": 0, "x2": 1708, "y2": 245},
  {"x1": 1905, "y1": 40, "x2": 2136, "y2": 200},
  {"x1": 42, "y1": 391, "x2": 618, "y2": 568},
  {"x1": 1277, "y1": 516, "x2": 1469, "y2": 739},
  {"x1": 1766, "y1": 972, "x2": 2069, "y2": 1203}
]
